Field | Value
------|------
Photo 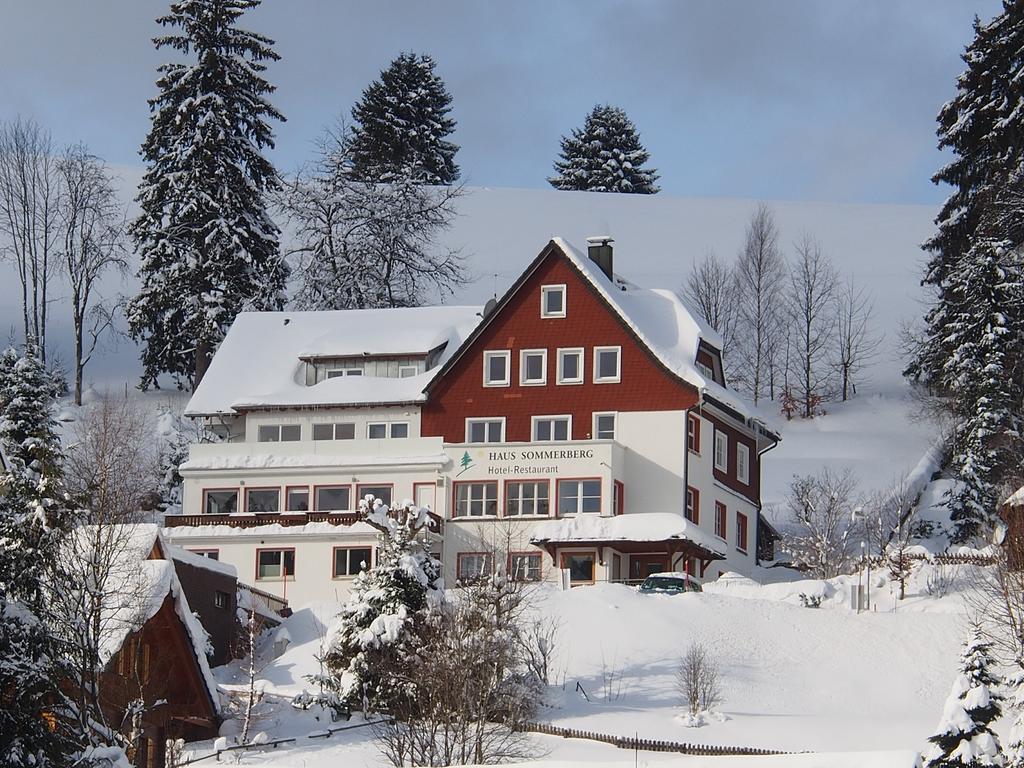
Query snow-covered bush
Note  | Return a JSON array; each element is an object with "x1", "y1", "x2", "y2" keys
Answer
[
  {"x1": 798, "y1": 592, "x2": 823, "y2": 609},
  {"x1": 676, "y1": 642, "x2": 722, "y2": 717}
]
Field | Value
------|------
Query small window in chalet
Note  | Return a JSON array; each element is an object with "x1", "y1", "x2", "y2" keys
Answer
[
  {"x1": 214, "y1": 590, "x2": 231, "y2": 609},
  {"x1": 561, "y1": 552, "x2": 595, "y2": 584},
  {"x1": 715, "y1": 502, "x2": 728, "y2": 539},
  {"x1": 483, "y1": 350, "x2": 511, "y2": 387},
  {"x1": 557, "y1": 348, "x2": 584, "y2": 384},
  {"x1": 286, "y1": 487, "x2": 309, "y2": 511},
  {"x1": 533, "y1": 415, "x2": 570, "y2": 442},
  {"x1": 557, "y1": 479, "x2": 601, "y2": 515},
  {"x1": 334, "y1": 547, "x2": 372, "y2": 578},
  {"x1": 541, "y1": 285, "x2": 566, "y2": 318},
  {"x1": 246, "y1": 488, "x2": 280, "y2": 513},
  {"x1": 737, "y1": 443, "x2": 750, "y2": 485},
  {"x1": 736, "y1": 512, "x2": 749, "y2": 553},
  {"x1": 315, "y1": 486, "x2": 351, "y2": 512},
  {"x1": 367, "y1": 423, "x2": 387, "y2": 439},
  {"x1": 398, "y1": 365, "x2": 419, "y2": 378},
  {"x1": 506, "y1": 481, "x2": 549, "y2": 516},
  {"x1": 189, "y1": 549, "x2": 220, "y2": 560},
  {"x1": 327, "y1": 368, "x2": 363, "y2": 378},
  {"x1": 687, "y1": 414, "x2": 701, "y2": 454},
  {"x1": 714, "y1": 430, "x2": 728, "y2": 472},
  {"x1": 257, "y1": 549, "x2": 295, "y2": 581},
  {"x1": 358, "y1": 484, "x2": 393, "y2": 506},
  {"x1": 258, "y1": 424, "x2": 300, "y2": 442},
  {"x1": 204, "y1": 490, "x2": 237, "y2": 515},
  {"x1": 314, "y1": 422, "x2": 356, "y2": 441},
  {"x1": 457, "y1": 552, "x2": 492, "y2": 583},
  {"x1": 685, "y1": 486, "x2": 700, "y2": 524},
  {"x1": 467, "y1": 418, "x2": 505, "y2": 443},
  {"x1": 520, "y1": 349, "x2": 547, "y2": 385},
  {"x1": 510, "y1": 552, "x2": 542, "y2": 582},
  {"x1": 697, "y1": 360, "x2": 714, "y2": 379},
  {"x1": 454, "y1": 482, "x2": 498, "y2": 517},
  {"x1": 390, "y1": 422, "x2": 409, "y2": 439},
  {"x1": 593, "y1": 346, "x2": 621, "y2": 383},
  {"x1": 593, "y1": 412, "x2": 616, "y2": 440}
]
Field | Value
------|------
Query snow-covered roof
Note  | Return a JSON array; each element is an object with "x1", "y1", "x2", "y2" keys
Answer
[
  {"x1": 168, "y1": 542, "x2": 238, "y2": 578},
  {"x1": 185, "y1": 306, "x2": 482, "y2": 416},
  {"x1": 164, "y1": 520, "x2": 383, "y2": 539},
  {"x1": 72, "y1": 524, "x2": 221, "y2": 714},
  {"x1": 1004, "y1": 485, "x2": 1024, "y2": 508},
  {"x1": 530, "y1": 512, "x2": 726, "y2": 558},
  {"x1": 179, "y1": 450, "x2": 448, "y2": 472}
]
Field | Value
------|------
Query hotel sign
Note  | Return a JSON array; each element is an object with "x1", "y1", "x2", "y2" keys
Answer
[{"x1": 452, "y1": 447, "x2": 599, "y2": 478}]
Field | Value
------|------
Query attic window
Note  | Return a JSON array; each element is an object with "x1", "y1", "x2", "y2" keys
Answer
[{"x1": 541, "y1": 285, "x2": 566, "y2": 318}]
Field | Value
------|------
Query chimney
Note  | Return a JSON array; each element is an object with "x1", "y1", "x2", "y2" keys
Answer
[{"x1": 586, "y1": 236, "x2": 614, "y2": 280}]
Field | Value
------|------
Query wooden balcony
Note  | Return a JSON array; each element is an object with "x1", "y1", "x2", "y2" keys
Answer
[{"x1": 163, "y1": 509, "x2": 443, "y2": 534}]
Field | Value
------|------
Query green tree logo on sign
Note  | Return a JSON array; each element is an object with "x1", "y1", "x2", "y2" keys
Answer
[{"x1": 458, "y1": 451, "x2": 473, "y2": 476}]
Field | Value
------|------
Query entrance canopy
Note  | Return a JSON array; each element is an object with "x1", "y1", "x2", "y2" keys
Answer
[{"x1": 529, "y1": 512, "x2": 726, "y2": 563}]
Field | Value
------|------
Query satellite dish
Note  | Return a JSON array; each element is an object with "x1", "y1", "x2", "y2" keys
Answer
[{"x1": 482, "y1": 297, "x2": 498, "y2": 318}]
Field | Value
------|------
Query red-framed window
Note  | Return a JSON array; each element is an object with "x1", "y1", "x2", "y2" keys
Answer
[
  {"x1": 685, "y1": 486, "x2": 700, "y2": 524},
  {"x1": 715, "y1": 501, "x2": 727, "y2": 540},
  {"x1": 332, "y1": 546, "x2": 373, "y2": 578},
  {"x1": 509, "y1": 551, "x2": 543, "y2": 582},
  {"x1": 560, "y1": 551, "x2": 596, "y2": 584},
  {"x1": 736, "y1": 511, "x2": 749, "y2": 553},
  {"x1": 314, "y1": 484, "x2": 351, "y2": 512},
  {"x1": 556, "y1": 478, "x2": 601, "y2": 515},
  {"x1": 505, "y1": 480, "x2": 550, "y2": 516},
  {"x1": 687, "y1": 414, "x2": 701, "y2": 454},
  {"x1": 256, "y1": 548, "x2": 295, "y2": 581},
  {"x1": 203, "y1": 488, "x2": 238, "y2": 515},
  {"x1": 356, "y1": 483, "x2": 393, "y2": 507},
  {"x1": 453, "y1": 481, "x2": 499, "y2": 517},
  {"x1": 285, "y1": 485, "x2": 310, "y2": 512},
  {"x1": 456, "y1": 552, "x2": 493, "y2": 582},
  {"x1": 245, "y1": 486, "x2": 281, "y2": 513},
  {"x1": 613, "y1": 480, "x2": 625, "y2": 516}
]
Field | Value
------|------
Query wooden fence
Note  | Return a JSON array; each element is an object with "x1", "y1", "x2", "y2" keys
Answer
[{"x1": 521, "y1": 721, "x2": 793, "y2": 757}]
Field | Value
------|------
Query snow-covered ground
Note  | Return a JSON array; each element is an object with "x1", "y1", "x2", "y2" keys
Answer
[{"x1": 195, "y1": 560, "x2": 980, "y2": 767}]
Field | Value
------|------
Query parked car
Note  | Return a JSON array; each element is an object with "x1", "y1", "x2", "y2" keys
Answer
[{"x1": 637, "y1": 572, "x2": 702, "y2": 594}]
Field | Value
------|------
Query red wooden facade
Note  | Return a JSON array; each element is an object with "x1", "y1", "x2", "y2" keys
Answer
[{"x1": 422, "y1": 244, "x2": 700, "y2": 443}]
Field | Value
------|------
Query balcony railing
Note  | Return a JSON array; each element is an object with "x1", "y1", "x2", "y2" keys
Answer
[{"x1": 163, "y1": 508, "x2": 443, "y2": 533}]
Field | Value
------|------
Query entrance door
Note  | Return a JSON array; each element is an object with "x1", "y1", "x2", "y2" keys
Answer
[{"x1": 629, "y1": 554, "x2": 669, "y2": 581}]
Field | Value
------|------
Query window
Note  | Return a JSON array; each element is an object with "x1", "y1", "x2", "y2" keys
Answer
[
  {"x1": 454, "y1": 482, "x2": 498, "y2": 517},
  {"x1": 561, "y1": 552, "x2": 595, "y2": 584},
  {"x1": 466, "y1": 418, "x2": 505, "y2": 443},
  {"x1": 457, "y1": 552, "x2": 492, "y2": 582},
  {"x1": 367, "y1": 423, "x2": 387, "y2": 439},
  {"x1": 510, "y1": 552, "x2": 542, "y2": 582},
  {"x1": 541, "y1": 284, "x2": 566, "y2": 318},
  {"x1": 714, "y1": 430, "x2": 728, "y2": 472},
  {"x1": 715, "y1": 501, "x2": 727, "y2": 539},
  {"x1": 614, "y1": 480, "x2": 624, "y2": 515},
  {"x1": 593, "y1": 346, "x2": 621, "y2": 383},
  {"x1": 483, "y1": 350, "x2": 511, "y2": 387},
  {"x1": 687, "y1": 414, "x2": 701, "y2": 454},
  {"x1": 214, "y1": 590, "x2": 230, "y2": 609},
  {"x1": 333, "y1": 547, "x2": 372, "y2": 577},
  {"x1": 532, "y1": 415, "x2": 571, "y2": 441},
  {"x1": 737, "y1": 443, "x2": 750, "y2": 485},
  {"x1": 313, "y1": 422, "x2": 355, "y2": 441},
  {"x1": 398, "y1": 365, "x2": 418, "y2": 378},
  {"x1": 367, "y1": 422, "x2": 408, "y2": 439},
  {"x1": 557, "y1": 348, "x2": 584, "y2": 384},
  {"x1": 557, "y1": 479, "x2": 601, "y2": 515},
  {"x1": 327, "y1": 368, "x2": 363, "y2": 378},
  {"x1": 257, "y1": 424, "x2": 300, "y2": 442},
  {"x1": 286, "y1": 487, "x2": 309, "y2": 512},
  {"x1": 736, "y1": 512, "x2": 749, "y2": 552},
  {"x1": 204, "y1": 489, "x2": 237, "y2": 515},
  {"x1": 315, "y1": 485, "x2": 351, "y2": 512},
  {"x1": 188, "y1": 549, "x2": 219, "y2": 560},
  {"x1": 697, "y1": 360, "x2": 714, "y2": 379},
  {"x1": 505, "y1": 481, "x2": 549, "y2": 516},
  {"x1": 357, "y1": 485, "x2": 393, "y2": 507},
  {"x1": 257, "y1": 549, "x2": 295, "y2": 581},
  {"x1": 246, "y1": 488, "x2": 280, "y2": 513},
  {"x1": 520, "y1": 349, "x2": 547, "y2": 385},
  {"x1": 390, "y1": 422, "x2": 409, "y2": 439},
  {"x1": 685, "y1": 486, "x2": 700, "y2": 524},
  {"x1": 593, "y1": 412, "x2": 616, "y2": 440}
]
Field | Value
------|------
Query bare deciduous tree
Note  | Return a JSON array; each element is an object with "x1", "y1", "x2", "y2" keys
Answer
[
  {"x1": 677, "y1": 642, "x2": 722, "y2": 716},
  {"x1": 57, "y1": 144, "x2": 127, "y2": 405},
  {"x1": 0, "y1": 117, "x2": 62, "y2": 361},
  {"x1": 785, "y1": 236, "x2": 836, "y2": 418},
  {"x1": 680, "y1": 249, "x2": 737, "y2": 366},
  {"x1": 833, "y1": 276, "x2": 878, "y2": 402},
  {"x1": 733, "y1": 205, "x2": 786, "y2": 404},
  {"x1": 861, "y1": 478, "x2": 921, "y2": 601},
  {"x1": 783, "y1": 468, "x2": 860, "y2": 578}
]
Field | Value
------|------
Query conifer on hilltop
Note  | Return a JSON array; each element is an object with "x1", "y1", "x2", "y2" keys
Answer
[
  {"x1": 347, "y1": 52, "x2": 460, "y2": 185},
  {"x1": 128, "y1": 0, "x2": 288, "y2": 390},
  {"x1": 549, "y1": 104, "x2": 659, "y2": 194}
]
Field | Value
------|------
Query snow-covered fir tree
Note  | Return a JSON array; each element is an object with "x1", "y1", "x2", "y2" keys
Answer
[
  {"x1": 128, "y1": 0, "x2": 289, "y2": 390},
  {"x1": 940, "y1": 238, "x2": 1023, "y2": 540},
  {"x1": 0, "y1": 344, "x2": 64, "y2": 477},
  {"x1": 347, "y1": 52, "x2": 460, "y2": 185},
  {"x1": 549, "y1": 104, "x2": 659, "y2": 194},
  {"x1": 325, "y1": 496, "x2": 442, "y2": 711},
  {"x1": 924, "y1": 626, "x2": 1003, "y2": 768},
  {"x1": 1005, "y1": 667, "x2": 1024, "y2": 767}
]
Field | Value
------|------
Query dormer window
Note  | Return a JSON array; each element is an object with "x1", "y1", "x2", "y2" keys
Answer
[
  {"x1": 327, "y1": 368, "x2": 363, "y2": 378},
  {"x1": 541, "y1": 285, "x2": 566, "y2": 318}
]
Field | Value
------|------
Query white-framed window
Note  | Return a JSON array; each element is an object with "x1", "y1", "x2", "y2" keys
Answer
[
  {"x1": 714, "y1": 430, "x2": 728, "y2": 472},
  {"x1": 466, "y1": 418, "x2": 505, "y2": 444},
  {"x1": 257, "y1": 424, "x2": 300, "y2": 442},
  {"x1": 737, "y1": 443, "x2": 750, "y2": 484},
  {"x1": 557, "y1": 347, "x2": 584, "y2": 384},
  {"x1": 505, "y1": 480, "x2": 550, "y2": 516},
  {"x1": 457, "y1": 552, "x2": 492, "y2": 582},
  {"x1": 313, "y1": 422, "x2": 356, "y2": 441},
  {"x1": 390, "y1": 422, "x2": 409, "y2": 439},
  {"x1": 454, "y1": 482, "x2": 499, "y2": 517},
  {"x1": 256, "y1": 549, "x2": 294, "y2": 581},
  {"x1": 510, "y1": 552, "x2": 542, "y2": 582},
  {"x1": 557, "y1": 479, "x2": 601, "y2": 515},
  {"x1": 532, "y1": 415, "x2": 571, "y2": 441},
  {"x1": 540, "y1": 284, "x2": 566, "y2": 318},
  {"x1": 367, "y1": 422, "x2": 408, "y2": 439},
  {"x1": 593, "y1": 412, "x2": 616, "y2": 440},
  {"x1": 593, "y1": 346, "x2": 621, "y2": 383},
  {"x1": 327, "y1": 368, "x2": 363, "y2": 378},
  {"x1": 520, "y1": 349, "x2": 548, "y2": 386},
  {"x1": 398, "y1": 365, "x2": 418, "y2": 378},
  {"x1": 333, "y1": 546, "x2": 372, "y2": 578},
  {"x1": 483, "y1": 350, "x2": 511, "y2": 387},
  {"x1": 697, "y1": 360, "x2": 714, "y2": 379}
]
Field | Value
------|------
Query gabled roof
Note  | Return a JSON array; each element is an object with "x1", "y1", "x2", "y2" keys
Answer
[{"x1": 186, "y1": 306, "x2": 482, "y2": 416}]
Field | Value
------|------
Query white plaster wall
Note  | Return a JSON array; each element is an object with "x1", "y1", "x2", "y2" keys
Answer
[
  {"x1": 244, "y1": 406, "x2": 423, "y2": 442},
  {"x1": 616, "y1": 410, "x2": 686, "y2": 514}
]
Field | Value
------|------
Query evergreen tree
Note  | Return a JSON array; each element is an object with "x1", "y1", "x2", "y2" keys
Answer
[
  {"x1": 924, "y1": 626, "x2": 1003, "y2": 767},
  {"x1": 940, "y1": 239, "x2": 1024, "y2": 540},
  {"x1": 549, "y1": 104, "x2": 659, "y2": 194},
  {"x1": 325, "y1": 496, "x2": 442, "y2": 711},
  {"x1": 347, "y1": 52, "x2": 460, "y2": 185},
  {"x1": 128, "y1": 0, "x2": 289, "y2": 390},
  {"x1": 1004, "y1": 667, "x2": 1024, "y2": 767},
  {"x1": 0, "y1": 344, "x2": 64, "y2": 478}
]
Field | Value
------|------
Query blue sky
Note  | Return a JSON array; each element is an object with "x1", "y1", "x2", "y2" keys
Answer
[{"x1": 0, "y1": 0, "x2": 1003, "y2": 204}]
